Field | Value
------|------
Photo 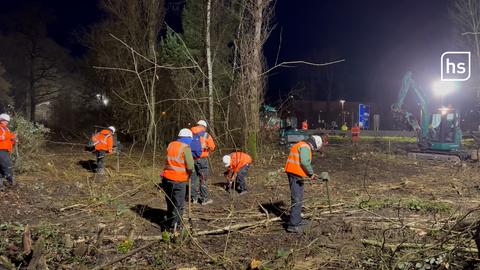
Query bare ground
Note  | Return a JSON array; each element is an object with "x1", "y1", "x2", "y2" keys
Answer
[{"x1": 1, "y1": 138, "x2": 480, "y2": 269}]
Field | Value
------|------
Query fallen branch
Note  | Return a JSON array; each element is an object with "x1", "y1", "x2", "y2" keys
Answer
[
  {"x1": 60, "y1": 204, "x2": 87, "y2": 212},
  {"x1": 361, "y1": 239, "x2": 478, "y2": 253},
  {"x1": 194, "y1": 209, "x2": 343, "y2": 236}
]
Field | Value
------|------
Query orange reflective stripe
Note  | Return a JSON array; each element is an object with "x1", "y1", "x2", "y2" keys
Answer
[
  {"x1": 165, "y1": 164, "x2": 187, "y2": 172},
  {"x1": 286, "y1": 159, "x2": 300, "y2": 164},
  {"x1": 167, "y1": 143, "x2": 187, "y2": 163}
]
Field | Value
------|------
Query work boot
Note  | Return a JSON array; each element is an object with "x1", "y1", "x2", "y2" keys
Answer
[
  {"x1": 6, "y1": 178, "x2": 15, "y2": 188},
  {"x1": 286, "y1": 226, "x2": 303, "y2": 234},
  {"x1": 298, "y1": 219, "x2": 309, "y2": 226},
  {"x1": 201, "y1": 199, "x2": 213, "y2": 205},
  {"x1": 238, "y1": 190, "x2": 248, "y2": 195}
]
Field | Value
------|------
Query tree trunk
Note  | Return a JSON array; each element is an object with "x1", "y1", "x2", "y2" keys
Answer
[
  {"x1": 146, "y1": 0, "x2": 158, "y2": 145},
  {"x1": 206, "y1": 0, "x2": 214, "y2": 128},
  {"x1": 244, "y1": 0, "x2": 266, "y2": 160}
]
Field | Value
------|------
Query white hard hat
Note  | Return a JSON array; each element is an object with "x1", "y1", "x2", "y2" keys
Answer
[
  {"x1": 0, "y1": 114, "x2": 10, "y2": 122},
  {"x1": 222, "y1": 155, "x2": 231, "y2": 167},
  {"x1": 178, "y1": 128, "x2": 193, "y2": 138},
  {"x1": 108, "y1": 126, "x2": 116, "y2": 133},
  {"x1": 197, "y1": 120, "x2": 207, "y2": 127},
  {"x1": 312, "y1": 135, "x2": 323, "y2": 150}
]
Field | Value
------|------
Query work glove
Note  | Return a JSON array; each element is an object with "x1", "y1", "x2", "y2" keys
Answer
[
  {"x1": 319, "y1": 171, "x2": 330, "y2": 182},
  {"x1": 309, "y1": 173, "x2": 318, "y2": 180}
]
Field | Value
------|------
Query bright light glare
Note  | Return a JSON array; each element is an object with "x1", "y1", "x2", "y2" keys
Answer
[
  {"x1": 339, "y1": 99, "x2": 346, "y2": 104},
  {"x1": 440, "y1": 107, "x2": 449, "y2": 115},
  {"x1": 103, "y1": 98, "x2": 110, "y2": 106},
  {"x1": 432, "y1": 81, "x2": 457, "y2": 97}
]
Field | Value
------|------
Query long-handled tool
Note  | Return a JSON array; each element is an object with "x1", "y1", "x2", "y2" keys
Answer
[
  {"x1": 188, "y1": 176, "x2": 192, "y2": 229},
  {"x1": 302, "y1": 172, "x2": 332, "y2": 214},
  {"x1": 324, "y1": 180, "x2": 332, "y2": 214}
]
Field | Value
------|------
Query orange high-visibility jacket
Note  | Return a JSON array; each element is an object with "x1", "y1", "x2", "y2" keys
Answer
[
  {"x1": 351, "y1": 126, "x2": 360, "y2": 137},
  {"x1": 93, "y1": 129, "x2": 113, "y2": 153},
  {"x1": 0, "y1": 127, "x2": 16, "y2": 152},
  {"x1": 228, "y1": 152, "x2": 252, "y2": 173},
  {"x1": 191, "y1": 125, "x2": 216, "y2": 158},
  {"x1": 284, "y1": 141, "x2": 312, "y2": 177},
  {"x1": 163, "y1": 141, "x2": 190, "y2": 182},
  {"x1": 301, "y1": 121, "x2": 308, "y2": 130}
]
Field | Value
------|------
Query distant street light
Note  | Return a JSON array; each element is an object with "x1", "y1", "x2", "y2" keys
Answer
[{"x1": 339, "y1": 99, "x2": 346, "y2": 124}]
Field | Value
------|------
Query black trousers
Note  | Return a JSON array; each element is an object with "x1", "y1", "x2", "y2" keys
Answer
[
  {"x1": 162, "y1": 177, "x2": 187, "y2": 230},
  {"x1": 95, "y1": 150, "x2": 106, "y2": 171},
  {"x1": 235, "y1": 164, "x2": 250, "y2": 191},
  {"x1": 0, "y1": 150, "x2": 13, "y2": 185},
  {"x1": 288, "y1": 173, "x2": 304, "y2": 227}
]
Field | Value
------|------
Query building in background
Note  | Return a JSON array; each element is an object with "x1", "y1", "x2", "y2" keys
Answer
[{"x1": 288, "y1": 100, "x2": 377, "y2": 130}]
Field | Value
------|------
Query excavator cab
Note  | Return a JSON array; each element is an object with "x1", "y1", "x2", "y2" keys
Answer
[{"x1": 427, "y1": 107, "x2": 462, "y2": 151}]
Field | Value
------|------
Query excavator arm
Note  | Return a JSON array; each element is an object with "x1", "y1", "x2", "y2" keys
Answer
[{"x1": 391, "y1": 72, "x2": 430, "y2": 140}]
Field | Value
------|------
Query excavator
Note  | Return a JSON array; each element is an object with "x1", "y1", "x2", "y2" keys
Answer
[{"x1": 391, "y1": 72, "x2": 476, "y2": 162}]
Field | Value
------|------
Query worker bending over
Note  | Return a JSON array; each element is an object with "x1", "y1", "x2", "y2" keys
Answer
[
  {"x1": 92, "y1": 126, "x2": 115, "y2": 175},
  {"x1": 0, "y1": 114, "x2": 16, "y2": 190},
  {"x1": 222, "y1": 151, "x2": 252, "y2": 194},
  {"x1": 161, "y1": 128, "x2": 194, "y2": 233},
  {"x1": 190, "y1": 120, "x2": 216, "y2": 205},
  {"x1": 284, "y1": 135, "x2": 327, "y2": 233}
]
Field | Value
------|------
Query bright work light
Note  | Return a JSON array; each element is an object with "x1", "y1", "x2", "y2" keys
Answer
[{"x1": 432, "y1": 80, "x2": 456, "y2": 97}]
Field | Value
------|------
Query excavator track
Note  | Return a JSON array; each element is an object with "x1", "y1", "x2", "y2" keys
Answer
[{"x1": 407, "y1": 150, "x2": 466, "y2": 163}]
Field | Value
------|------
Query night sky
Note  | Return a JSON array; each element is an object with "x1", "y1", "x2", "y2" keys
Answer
[
  {"x1": 1, "y1": 0, "x2": 460, "y2": 107},
  {"x1": 265, "y1": 0, "x2": 455, "y2": 105}
]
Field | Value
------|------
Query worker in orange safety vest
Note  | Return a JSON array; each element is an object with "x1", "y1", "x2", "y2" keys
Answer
[
  {"x1": 301, "y1": 120, "x2": 308, "y2": 130},
  {"x1": 222, "y1": 151, "x2": 252, "y2": 194},
  {"x1": 284, "y1": 135, "x2": 326, "y2": 233},
  {"x1": 161, "y1": 128, "x2": 195, "y2": 232},
  {"x1": 190, "y1": 120, "x2": 216, "y2": 205},
  {"x1": 351, "y1": 123, "x2": 360, "y2": 146},
  {"x1": 0, "y1": 114, "x2": 16, "y2": 190},
  {"x1": 91, "y1": 126, "x2": 115, "y2": 175}
]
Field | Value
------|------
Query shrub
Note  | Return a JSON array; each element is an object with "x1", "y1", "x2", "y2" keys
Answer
[{"x1": 9, "y1": 114, "x2": 50, "y2": 172}]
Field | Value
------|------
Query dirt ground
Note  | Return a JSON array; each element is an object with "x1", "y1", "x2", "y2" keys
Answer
[{"x1": 1, "y1": 137, "x2": 480, "y2": 269}]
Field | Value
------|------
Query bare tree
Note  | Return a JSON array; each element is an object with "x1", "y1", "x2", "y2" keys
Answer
[
  {"x1": 237, "y1": 0, "x2": 273, "y2": 159},
  {"x1": 86, "y1": 0, "x2": 166, "y2": 144},
  {"x1": 450, "y1": 0, "x2": 480, "y2": 78},
  {"x1": 206, "y1": 0, "x2": 214, "y2": 127}
]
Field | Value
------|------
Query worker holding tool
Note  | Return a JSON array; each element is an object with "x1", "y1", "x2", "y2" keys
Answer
[
  {"x1": 284, "y1": 135, "x2": 329, "y2": 233},
  {"x1": 91, "y1": 126, "x2": 115, "y2": 175},
  {"x1": 190, "y1": 120, "x2": 216, "y2": 205},
  {"x1": 161, "y1": 128, "x2": 194, "y2": 233},
  {"x1": 351, "y1": 123, "x2": 360, "y2": 146},
  {"x1": 222, "y1": 151, "x2": 252, "y2": 194},
  {"x1": 0, "y1": 114, "x2": 16, "y2": 190}
]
